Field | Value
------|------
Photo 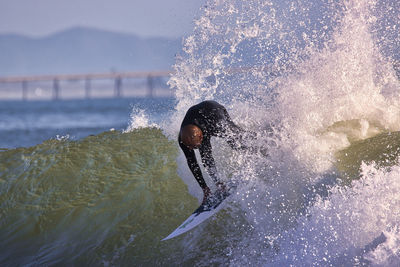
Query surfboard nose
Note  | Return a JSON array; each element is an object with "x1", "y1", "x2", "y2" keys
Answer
[{"x1": 161, "y1": 190, "x2": 233, "y2": 241}]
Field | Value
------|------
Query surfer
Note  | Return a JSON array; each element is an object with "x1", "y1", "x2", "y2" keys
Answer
[{"x1": 179, "y1": 100, "x2": 256, "y2": 204}]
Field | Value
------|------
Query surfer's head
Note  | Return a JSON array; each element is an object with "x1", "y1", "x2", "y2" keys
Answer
[{"x1": 181, "y1": 124, "x2": 203, "y2": 149}]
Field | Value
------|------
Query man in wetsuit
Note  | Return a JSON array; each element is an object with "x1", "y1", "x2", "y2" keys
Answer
[{"x1": 179, "y1": 100, "x2": 254, "y2": 204}]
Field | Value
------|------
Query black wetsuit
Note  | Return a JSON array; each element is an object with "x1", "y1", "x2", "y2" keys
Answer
[{"x1": 178, "y1": 100, "x2": 249, "y2": 191}]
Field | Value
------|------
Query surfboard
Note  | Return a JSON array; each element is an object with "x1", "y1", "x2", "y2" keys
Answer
[{"x1": 162, "y1": 189, "x2": 233, "y2": 241}]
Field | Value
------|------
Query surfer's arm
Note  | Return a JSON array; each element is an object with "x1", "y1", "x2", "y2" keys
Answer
[
  {"x1": 222, "y1": 110, "x2": 257, "y2": 152},
  {"x1": 179, "y1": 138, "x2": 208, "y2": 190},
  {"x1": 199, "y1": 138, "x2": 219, "y2": 184}
]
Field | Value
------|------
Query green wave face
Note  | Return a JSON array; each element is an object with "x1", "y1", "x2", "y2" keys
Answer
[
  {"x1": 335, "y1": 131, "x2": 400, "y2": 181},
  {"x1": 0, "y1": 128, "x2": 197, "y2": 266}
]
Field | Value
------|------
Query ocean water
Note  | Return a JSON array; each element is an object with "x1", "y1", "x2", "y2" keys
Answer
[
  {"x1": 0, "y1": 98, "x2": 175, "y2": 149},
  {"x1": 1, "y1": 0, "x2": 400, "y2": 266}
]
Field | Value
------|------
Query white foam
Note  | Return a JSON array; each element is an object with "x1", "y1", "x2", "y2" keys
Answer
[
  {"x1": 269, "y1": 162, "x2": 400, "y2": 265},
  {"x1": 124, "y1": 107, "x2": 158, "y2": 132},
  {"x1": 365, "y1": 226, "x2": 400, "y2": 266}
]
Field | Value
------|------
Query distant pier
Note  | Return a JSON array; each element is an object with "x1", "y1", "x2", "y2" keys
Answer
[
  {"x1": 1, "y1": 61, "x2": 399, "y2": 101},
  {"x1": 0, "y1": 71, "x2": 172, "y2": 100}
]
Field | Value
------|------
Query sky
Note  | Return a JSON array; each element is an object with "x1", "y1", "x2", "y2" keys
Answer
[{"x1": 0, "y1": 0, "x2": 206, "y2": 38}]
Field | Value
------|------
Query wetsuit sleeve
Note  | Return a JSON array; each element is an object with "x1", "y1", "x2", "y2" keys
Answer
[
  {"x1": 220, "y1": 108, "x2": 249, "y2": 150},
  {"x1": 178, "y1": 137, "x2": 208, "y2": 190},
  {"x1": 220, "y1": 108, "x2": 259, "y2": 152},
  {"x1": 199, "y1": 138, "x2": 219, "y2": 184}
]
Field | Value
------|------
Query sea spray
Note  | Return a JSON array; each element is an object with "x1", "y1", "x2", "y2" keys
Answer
[
  {"x1": 272, "y1": 0, "x2": 400, "y2": 173},
  {"x1": 269, "y1": 162, "x2": 400, "y2": 265},
  {"x1": 124, "y1": 107, "x2": 157, "y2": 132}
]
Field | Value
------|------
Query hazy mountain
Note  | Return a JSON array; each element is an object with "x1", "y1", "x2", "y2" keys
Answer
[{"x1": 0, "y1": 27, "x2": 182, "y2": 76}]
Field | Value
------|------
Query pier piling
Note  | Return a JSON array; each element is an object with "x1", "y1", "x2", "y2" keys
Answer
[{"x1": 0, "y1": 71, "x2": 171, "y2": 100}]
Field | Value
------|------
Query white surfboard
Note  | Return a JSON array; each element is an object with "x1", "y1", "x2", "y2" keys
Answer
[{"x1": 162, "y1": 190, "x2": 232, "y2": 241}]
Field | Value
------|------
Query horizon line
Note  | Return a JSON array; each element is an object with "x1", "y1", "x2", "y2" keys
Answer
[{"x1": 0, "y1": 25, "x2": 185, "y2": 40}]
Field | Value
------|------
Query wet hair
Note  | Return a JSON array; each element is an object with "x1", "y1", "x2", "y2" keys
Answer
[{"x1": 180, "y1": 124, "x2": 203, "y2": 149}]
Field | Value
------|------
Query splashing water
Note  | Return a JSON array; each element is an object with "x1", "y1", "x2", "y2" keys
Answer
[
  {"x1": 125, "y1": 107, "x2": 157, "y2": 132},
  {"x1": 166, "y1": 0, "x2": 400, "y2": 265}
]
